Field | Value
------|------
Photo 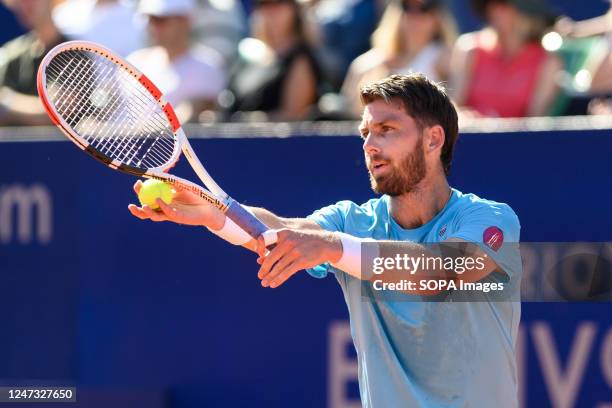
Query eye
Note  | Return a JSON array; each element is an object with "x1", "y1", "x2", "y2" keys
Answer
[
  {"x1": 359, "y1": 130, "x2": 369, "y2": 140},
  {"x1": 382, "y1": 125, "x2": 393, "y2": 132}
]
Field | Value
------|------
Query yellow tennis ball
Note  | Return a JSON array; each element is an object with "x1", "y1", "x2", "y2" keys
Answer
[{"x1": 138, "y1": 179, "x2": 174, "y2": 210}]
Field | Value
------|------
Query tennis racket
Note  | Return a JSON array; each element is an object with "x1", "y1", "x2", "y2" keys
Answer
[{"x1": 36, "y1": 40, "x2": 270, "y2": 241}]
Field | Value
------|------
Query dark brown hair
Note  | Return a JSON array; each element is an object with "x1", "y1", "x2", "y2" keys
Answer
[
  {"x1": 359, "y1": 74, "x2": 459, "y2": 176},
  {"x1": 254, "y1": 0, "x2": 309, "y2": 45}
]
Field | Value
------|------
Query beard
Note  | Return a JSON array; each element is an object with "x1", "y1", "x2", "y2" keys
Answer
[{"x1": 368, "y1": 143, "x2": 427, "y2": 196}]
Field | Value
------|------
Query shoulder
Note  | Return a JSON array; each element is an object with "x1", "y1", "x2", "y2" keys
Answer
[
  {"x1": 454, "y1": 31, "x2": 479, "y2": 54},
  {"x1": 126, "y1": 46, "x2": 163, "y2": 65},
  {"x1": 348, "y1": 49, "x2": 386, "y2": 75},
  {"x1": 316, "y1": 196, "x2": 386, "y2": 217},
  {"x1": 454, "y1": 29, "x2": 497, "y2": 57},
  {"x1": 190, "y1": 44, "x2": 225, "y2": 68},
  {"x1": 285, "y1": 44, "x2": 320, "y2": 74},
  {"x1": 450, "y1": 31, "x2": 482, "y2": 80},
  {"x1": 309, "y1": 197, "x2": 387, "y2": 232},
  {"x1": 454, "y1": 190, "x2": 518, "y2": 219},
  {"x1": 450, "y1": 190, "x2": 520, "y2": 240}
]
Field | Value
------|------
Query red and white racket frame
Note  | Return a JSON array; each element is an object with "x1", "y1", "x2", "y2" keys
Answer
[{"x1": 37, "y1": 41, "x2": 270, "y2": 240}]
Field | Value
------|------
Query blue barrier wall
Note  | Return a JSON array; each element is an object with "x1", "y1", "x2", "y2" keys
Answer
[{"x1": 0, "y1": 128, "x2": 611, "y2": 407}]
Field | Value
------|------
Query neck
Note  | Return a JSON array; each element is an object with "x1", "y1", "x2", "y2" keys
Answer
[
  {"x1": 389, "y1": 173, "x2": 451, "y2": 229},
  {"x1": 496, "y1": 30, "x2": 525, "y2": 57},
  {"x1": 164, "y1": 41, "x2": 189, "y2": 61},
  {"x1": 403, "y1": 35, "x2": 432, "y2": 57},
  {"x1": 267, "y1": 33, "x2": 298, "y2": 54}
]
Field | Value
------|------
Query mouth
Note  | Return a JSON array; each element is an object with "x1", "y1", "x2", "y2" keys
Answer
[{"x1": 369, "y1": 162, "x2": 389, "y2": 175}]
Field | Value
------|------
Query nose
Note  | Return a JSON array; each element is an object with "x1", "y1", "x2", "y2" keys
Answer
[{"x1": 362, "y1": 134, "x2": 380, "y2": 155}]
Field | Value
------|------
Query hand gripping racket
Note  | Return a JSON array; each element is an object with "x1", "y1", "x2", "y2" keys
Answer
[{"x1": 36, "y1": 41, "x2": 271, "y2": 242}]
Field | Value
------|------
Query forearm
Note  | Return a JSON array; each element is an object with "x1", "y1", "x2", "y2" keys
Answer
[
  {"x1": 333, "y1": 235, "x2": 448, "y2": 280},
  {"x1": 0, "y1": 88, "x2": 51, "y2": 126},
  {"x1": 208, "y1": 205, "x2": 320, "y2": 251},
  {"x1": 373, "y1": 240, "x2": 460, "y2": 280},
  {"x1": 256, "y1": 232, "x2": 468, "y2": 291},
  {"x1": 246, "y1": 206, "x2": 321, "y2": 231},
  {"x1": 0, "y1": 107, "x2": 51, "y2": 126},
  {"x1": 333, "y1": 236, "x2": 495, "y2": 294}
]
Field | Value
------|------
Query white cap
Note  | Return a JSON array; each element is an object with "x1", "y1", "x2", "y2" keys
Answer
[{"x1": 138, "y1": 0, "x2": 196, "y2": 17}]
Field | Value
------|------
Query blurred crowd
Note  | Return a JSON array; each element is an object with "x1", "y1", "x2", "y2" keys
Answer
[{"x1": 2, "y1": 0, "x2": 612, "y2": 126}]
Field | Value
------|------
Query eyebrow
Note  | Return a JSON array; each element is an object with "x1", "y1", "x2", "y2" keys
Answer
[{"x1": 360, "y1": 115, "x2": 403, "y2": 130}]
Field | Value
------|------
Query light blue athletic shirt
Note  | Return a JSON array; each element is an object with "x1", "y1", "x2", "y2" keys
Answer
[{"x1": 307, "y1": 188, "x2": 521, "y2": 408}]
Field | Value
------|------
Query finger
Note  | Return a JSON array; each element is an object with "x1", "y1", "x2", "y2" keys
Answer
[
  {"x1": 128, "y1": 204, "x2": 150, "y2": 220},
  {"x1": 257, "y1": 242, "x2": 287, "y2": 279},
  {"x1": 261, "y1": 250, "x2": 300, "y2": 287},
  {"x1": 258, "y1": 240, "x2": 293, "y2": 280},
  {"x1": 142, "y1": 205, "x2": 168, "y2": 222},
  {"x1": 261, "y1": 249, "x2": 299, "y2": 285},
  {"x1": 255, "y1": 236, "x2": 268, "y2": 258},
  {"x1": 268, "y1": 261, "x2": 303, "y2": 288},
  {"x1": 133, "y1": 179, "x2": 143, "y2": 195},
  {"x1": 156, "y1": 198, "x2": 176, "y2": 219}
]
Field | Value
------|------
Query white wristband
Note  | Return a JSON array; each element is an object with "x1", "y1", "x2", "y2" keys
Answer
[
  {"x1": 207, "y1": 216, "x2": 252, "y2": 245},
  {"x1": 331, "y1": 232, "x2": 375, "y2": 278},
  {"x1": 261, "y1": 229, "x2": 278, "y2": 247}
]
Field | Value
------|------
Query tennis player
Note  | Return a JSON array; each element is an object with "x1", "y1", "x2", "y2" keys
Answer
[{"x1": 129, "y1": 74, "x2": 521, "y2": 408}]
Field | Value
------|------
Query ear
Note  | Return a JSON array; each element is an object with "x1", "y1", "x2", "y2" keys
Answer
[{"x1": 425, "y1": 125, "x2": 445, "y2": 154}]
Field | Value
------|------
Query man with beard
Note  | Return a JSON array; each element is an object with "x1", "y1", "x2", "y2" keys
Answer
[{"x1": 129, "y1": 74, "x2": 522, "y2": 408}]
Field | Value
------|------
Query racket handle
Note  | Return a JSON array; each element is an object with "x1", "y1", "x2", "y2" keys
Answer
[{"x1": 224, "y1": 199, "x2": 273, "y2": 246}]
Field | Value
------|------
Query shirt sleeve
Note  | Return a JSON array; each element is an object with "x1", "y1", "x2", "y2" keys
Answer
[
  {"x1": 304, "y1": 201, "x2": 354, "y2": 279},
  {"x1": 447, "y1": 202, "x2": 521, "y2": 281}
]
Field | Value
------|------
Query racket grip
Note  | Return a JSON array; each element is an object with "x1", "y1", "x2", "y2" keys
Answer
[{"x1": 224, "y1": 199, "x2": 271, "y2": 245}]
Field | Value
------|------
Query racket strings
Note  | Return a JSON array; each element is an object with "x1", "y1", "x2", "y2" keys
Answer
[
  {"x1": 52, "y1": 51, "x2": 173, "y2": 145},
  {"x1": 47, "y1": 54, "x2": 175, "y2": 168},
  {"x1": 50, "y1": 52, "x2": 175, "y2": 165},
  {"x1": 44, "y1": 49, "x2": 177, "y2": 169},
  {"x1": 67, "y1": 57, "x2": 174, "y2": 162}
]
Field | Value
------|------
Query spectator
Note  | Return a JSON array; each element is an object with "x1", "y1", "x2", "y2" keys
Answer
[
  {"x1": 52, "y1": 0, "x2": 146, "y2": 57},
  {"x1": 192, "y1": 0, "x2": 247, "y2": 65},
  {"x1": 450, "y1": 0, "x2": 562, "y2": 118},
  {"x1": 555, "y1": 3, "x2": 612, "y2": 40},
  {"x1": 224, "y1": 0, "x2": 321, "y2": 122},
  {"x1": 341, "y1": 0, "x2": 457, "y2": 118},
  {"x1": 557, "y1": 2, "x2": 612, "y2": 99},
  {"x1": 306, "y1": 0, "x2": 379, "y2": 91},
  {"x1": 0, "y1": 0, "x2": 67, "y2": 126},
  {"x1": 128, "y1": 0, "x2": 226, "y2": 122}
]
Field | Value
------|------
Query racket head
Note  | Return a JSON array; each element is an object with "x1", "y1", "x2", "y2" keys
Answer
[
  {"x1": 36, "y1": 41, "x2": 182, "y2": 176},
  {"x1": 37, "y1": 41, "x2": 269, "y2": 235}
]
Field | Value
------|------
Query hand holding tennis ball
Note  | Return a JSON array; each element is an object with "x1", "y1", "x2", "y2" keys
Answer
[
  {"x1": 138, "y1": 179, "x2": 175, "y2": 210},
  {"x1": 129, "y1": 179, "x2": 225, "y2": 228}
]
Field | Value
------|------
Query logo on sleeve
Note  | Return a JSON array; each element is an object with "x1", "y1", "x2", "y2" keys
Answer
[{"x1": 483, "y1": 226, "x2": 504, "y2": 251}]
